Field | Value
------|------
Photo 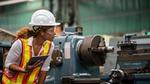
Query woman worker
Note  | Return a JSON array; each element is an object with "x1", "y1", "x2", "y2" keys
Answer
[{"x1": 2, "y1": 9, "x2": 60, "y2": 84}]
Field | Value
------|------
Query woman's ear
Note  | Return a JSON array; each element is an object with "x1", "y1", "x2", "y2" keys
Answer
[
  {"x1": 39, "y1": 31, "x2": 45, "y2": 36},
  {"x1": 41, "y1": 32, "x2": 45, "y2": 36}
]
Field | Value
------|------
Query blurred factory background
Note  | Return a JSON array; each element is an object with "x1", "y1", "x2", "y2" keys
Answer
[
  {"x1": 0, "y1": 0, "x2": 150, "y2": 35},
  {"x1": 0, "y1": 0, "x2": 128, "y2": 74},
  {"x1": 0, "y1": 0, "x2": 150, "y2": 84}
]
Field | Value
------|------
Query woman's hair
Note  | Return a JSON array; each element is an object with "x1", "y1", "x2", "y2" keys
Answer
[
  {"x1": 16, "y1": 27, "x2": 31, "y2": 39},
  {"x1": 16, "y1": 26, "x2": 49, "y2": 39}
]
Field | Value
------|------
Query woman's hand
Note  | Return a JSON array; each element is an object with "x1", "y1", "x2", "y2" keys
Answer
[{"x1": 25, "y1": 60, "x2": 44, "y2": 73}]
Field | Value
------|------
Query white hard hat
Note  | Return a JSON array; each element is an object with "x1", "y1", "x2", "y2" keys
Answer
[{"x1": 29, "y1": 9, "x2": 60, "y2": 26}]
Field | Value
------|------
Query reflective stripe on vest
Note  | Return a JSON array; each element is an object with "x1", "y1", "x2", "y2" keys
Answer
[{"x1": 2, "y1": 39, "x2": 51, "y2": 84}]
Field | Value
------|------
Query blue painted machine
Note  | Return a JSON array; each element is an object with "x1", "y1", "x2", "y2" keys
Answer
[
  {"x1": 0, "y1": 42, "x2": 11, "y2": 82},
  {"x1": 45, "y1": 27, "x2": 113, "y2": 84}
]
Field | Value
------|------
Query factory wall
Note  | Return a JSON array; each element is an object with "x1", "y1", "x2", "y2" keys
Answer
[
  {"x1": 0, "y1": 0, "x2": 150, "y2": 35},
  {"x1": 79, "y1": 0, "x2": 150, "y2": 35},
  {"x1": 0, "y1": 0, "x2": 50, "y2": 33}
]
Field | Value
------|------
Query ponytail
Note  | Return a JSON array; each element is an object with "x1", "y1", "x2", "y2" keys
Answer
[
  {"x1": 16, "y1": 27, "x2": 33, "y2": 39},
  {"x1": 16, "y1": 26, "x2": 48, "y2": 39}
]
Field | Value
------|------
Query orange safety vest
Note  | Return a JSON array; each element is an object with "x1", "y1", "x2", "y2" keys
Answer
[{"x1": 2, "y1": 39, "x2": 51, "y2": 84}]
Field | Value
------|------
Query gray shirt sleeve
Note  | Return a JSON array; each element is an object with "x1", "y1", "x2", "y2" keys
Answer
[{"x1": 5, "y1": 39, "x2": 22, "y2": 68}]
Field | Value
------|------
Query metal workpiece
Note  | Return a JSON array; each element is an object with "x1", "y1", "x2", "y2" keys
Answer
[
  {"x1": 77, "y1": 35, "x2": 114, "y2": 66},
  {"x1": 90, "y1": 46, "x2": 114, "y2": 53}
]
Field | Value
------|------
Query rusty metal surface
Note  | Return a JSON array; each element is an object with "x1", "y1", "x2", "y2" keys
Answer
[{"x1": 78, "y1": 35, "x2": 106, "y2": 66}]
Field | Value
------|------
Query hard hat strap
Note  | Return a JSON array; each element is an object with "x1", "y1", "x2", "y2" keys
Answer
[{"x1": 33, "y1": 26, "x2": 41, "y2": 32}]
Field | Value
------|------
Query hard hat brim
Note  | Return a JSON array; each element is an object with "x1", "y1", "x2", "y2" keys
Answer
[{"x1": 29, "y1": 22, "x2": 60, "y2": 26}]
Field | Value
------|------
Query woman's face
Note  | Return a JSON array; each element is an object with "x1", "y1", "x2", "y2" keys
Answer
[{"x1": 41, "y1": 26, "x2": 56, "y2": 41}]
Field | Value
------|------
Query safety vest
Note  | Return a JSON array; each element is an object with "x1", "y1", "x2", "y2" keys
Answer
[{"x1": 2, "y1": 39, "x2": 51, "y2": 84}]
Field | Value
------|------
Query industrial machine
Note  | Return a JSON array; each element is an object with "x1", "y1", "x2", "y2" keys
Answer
[
  {"x1": 107, "y1": 34, "x2": 150, "y2": 84},
  {"x1": 45, "y1": 27, "x2": 113, "y2": 84},
  {"x1": 0, "y1": 27, "x2": 113, "y2": 84},
  {"x1": 0, "y1": 42, "x2": 11, "y2": 82}
]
